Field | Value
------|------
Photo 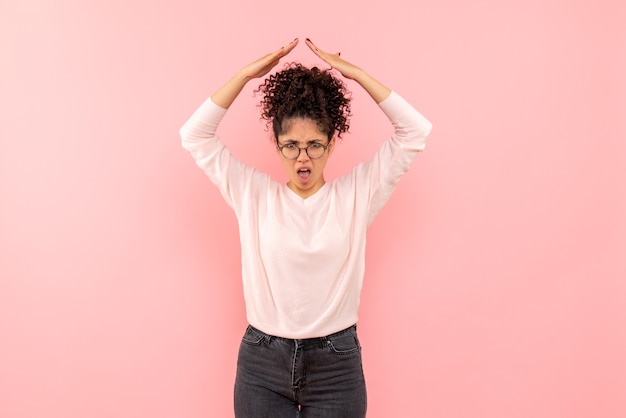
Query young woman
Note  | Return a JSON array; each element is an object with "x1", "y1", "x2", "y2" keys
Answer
[{"x1": 180, "y1": 38, "x2": 432, "y2": 418}]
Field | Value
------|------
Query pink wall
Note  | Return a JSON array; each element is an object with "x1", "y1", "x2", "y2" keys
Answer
[{"x1": 1, "y1": 0, "x2": 624, "y2": 417}]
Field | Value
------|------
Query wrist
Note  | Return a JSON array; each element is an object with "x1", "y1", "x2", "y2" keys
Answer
[
  {"x1": 355, "y1": 72, "x2": 391, "y2": 103},
  {"x1": 233, "y1": 70, "x2": 253, "y2": 86}
]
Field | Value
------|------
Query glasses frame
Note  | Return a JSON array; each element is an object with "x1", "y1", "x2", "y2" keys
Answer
[{"x1": 276, "y1": 141, "x2": 331, "y2": 160}]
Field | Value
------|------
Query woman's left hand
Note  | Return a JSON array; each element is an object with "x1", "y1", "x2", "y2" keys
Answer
[
  {"x1": 304, "y1": 38, "x2": 391, "y2": 103},
  {"x1": 304, "y1": 39, "x2": 364, "y2": 80}
]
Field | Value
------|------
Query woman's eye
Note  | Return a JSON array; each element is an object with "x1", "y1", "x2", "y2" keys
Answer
[
  {"x1": 285, "y1": 144, "x2": 298, "y2": 149},
  {"x1": 309, "y1": 143, "x2": 322, "y2": 150}
]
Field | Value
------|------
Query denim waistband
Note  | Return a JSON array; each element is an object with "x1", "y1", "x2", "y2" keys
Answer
[{"x1": 247, "y1": 324, "x2": 357, "y2": 346}]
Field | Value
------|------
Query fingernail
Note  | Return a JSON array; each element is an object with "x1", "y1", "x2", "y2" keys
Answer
[{"x1": 306, "y1": 38, "x2": 312, "y2": 42}]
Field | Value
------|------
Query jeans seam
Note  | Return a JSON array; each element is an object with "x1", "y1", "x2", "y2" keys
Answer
[{"x1": 291, "y1": 340, "x2": 300, "y2": 402}]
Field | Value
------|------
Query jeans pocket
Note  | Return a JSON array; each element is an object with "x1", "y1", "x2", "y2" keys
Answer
[
  {"x1": 327, "y1": 328, "x2": 361, "y2": 356},
  {"x1": 241, "y1": 326, "x2": 265, "y2": 346}
]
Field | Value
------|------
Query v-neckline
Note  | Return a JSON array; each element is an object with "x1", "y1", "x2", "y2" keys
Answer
[{"x1": 283, "y1": 182, "x2": 330, "y2": 205}]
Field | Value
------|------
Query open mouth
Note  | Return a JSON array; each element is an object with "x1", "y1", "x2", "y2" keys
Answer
[{"x1": 297, "y1": 169, "x2": 311, "y2": 181}]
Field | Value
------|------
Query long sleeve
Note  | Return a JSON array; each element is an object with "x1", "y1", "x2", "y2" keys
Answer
[
  {"x1": 179, "y1": 97, "x2": 228, "y2": 176},
  {"x1": 179, "y1": 97, "x2": 268, "y2": 212},
  {"x1": 350, "y1": 91, "x2": 433, "y2": 225}
]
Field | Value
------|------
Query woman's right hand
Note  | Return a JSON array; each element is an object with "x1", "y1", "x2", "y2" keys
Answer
[
  {"x1": 211, "y1": 38, "x2": 299, "y2": 109},
  {"x1": 239, "y1": 38, "x2": 299, "y2": 80}
]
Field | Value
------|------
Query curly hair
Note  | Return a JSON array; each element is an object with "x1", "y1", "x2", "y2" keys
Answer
[{"x1": 256, "y1": 62, "x2": 351, "y2": 141}]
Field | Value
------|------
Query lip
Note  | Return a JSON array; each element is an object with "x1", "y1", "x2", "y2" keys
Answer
[{"x1": 295, "y1": 167, "x2": 312, "y2": 184}]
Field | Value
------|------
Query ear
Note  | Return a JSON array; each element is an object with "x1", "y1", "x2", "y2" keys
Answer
[{"x1": 327, "y1": 137, "x2": 336, "y2": 156}]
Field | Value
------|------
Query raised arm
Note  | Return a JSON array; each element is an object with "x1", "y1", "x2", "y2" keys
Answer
[
  {"x1": 179, "y1": 39, "x2": 298, "y2": 209},
  {"x1": 302, "y1": 41, "x2": 433, "y2": 225}
]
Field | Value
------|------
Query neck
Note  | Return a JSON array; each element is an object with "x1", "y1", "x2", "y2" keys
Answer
[{"x1": 287, "y1": 179, "x2": 326, "y2": 199}]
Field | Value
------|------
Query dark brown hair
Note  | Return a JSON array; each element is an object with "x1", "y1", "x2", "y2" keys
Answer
[{"x1": 256, "y1": 63, "x2": 351, "y2": 141}]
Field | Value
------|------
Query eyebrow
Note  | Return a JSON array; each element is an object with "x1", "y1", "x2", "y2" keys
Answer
[{"x1": 279, "y1": 139, "x2": 324, "y2": 145}]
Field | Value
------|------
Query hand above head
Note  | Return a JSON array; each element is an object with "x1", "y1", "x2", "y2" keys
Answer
[
  {"x1": 305, "y1": 38, "x2": 391, "y2": 103},
  {"x1": 211, "y1": 38, "x2": 299, "y2": 108},
  {"x1": 240, "y1": 38, "x2": 300, "y2": 81},
  {"x1": 304, "y1": 38, "x2": 364, "y2": 80}
]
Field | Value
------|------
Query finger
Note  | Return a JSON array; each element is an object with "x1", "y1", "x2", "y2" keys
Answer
[
  {"x1": 308, "y1": 41, "x2": 337, "y2": 68},
  {"x1": 305, "y1": 38, "x2": 322, "y2": 55},
  {"x1": 265, "y1": 39, "x2": 297, "y2": 65},
  {"x1": 279, "y1": 38, "x2": 299, "y2": 56}
]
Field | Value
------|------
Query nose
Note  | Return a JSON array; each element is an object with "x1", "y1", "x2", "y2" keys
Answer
[{"x1": 296, "y1": 147, "x2": 310, "y2": 162}]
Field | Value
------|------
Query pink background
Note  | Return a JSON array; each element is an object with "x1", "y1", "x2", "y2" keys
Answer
[{"x1": 1, "y1": 0, "x2": 625, "y2": 417}]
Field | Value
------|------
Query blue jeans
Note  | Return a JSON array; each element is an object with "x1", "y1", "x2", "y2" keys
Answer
[{"x1": 234, "y1": 324, "x2": 367, "y2": 417}]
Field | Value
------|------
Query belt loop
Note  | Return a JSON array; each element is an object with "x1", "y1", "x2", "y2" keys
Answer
[{"x1": 320, "y1": 336, "x2": 329, "y2": 348}]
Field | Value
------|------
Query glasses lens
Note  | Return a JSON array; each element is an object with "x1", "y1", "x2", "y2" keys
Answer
[
  {"x1": 307, "y1": 144, "x2": 326, "y2": 159},
  {"x1": 282, "y1": 146, "x2": 299, "y2": 159}
]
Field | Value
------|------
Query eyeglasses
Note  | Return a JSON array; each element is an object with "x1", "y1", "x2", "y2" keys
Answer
[{"x1": 277, "y1": 142, "x2": 330, "y2": 160}]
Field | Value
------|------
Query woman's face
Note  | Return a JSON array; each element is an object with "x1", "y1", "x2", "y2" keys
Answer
[{"x1": 276, "y1": 117, "x2": 334, "y2": 199}]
